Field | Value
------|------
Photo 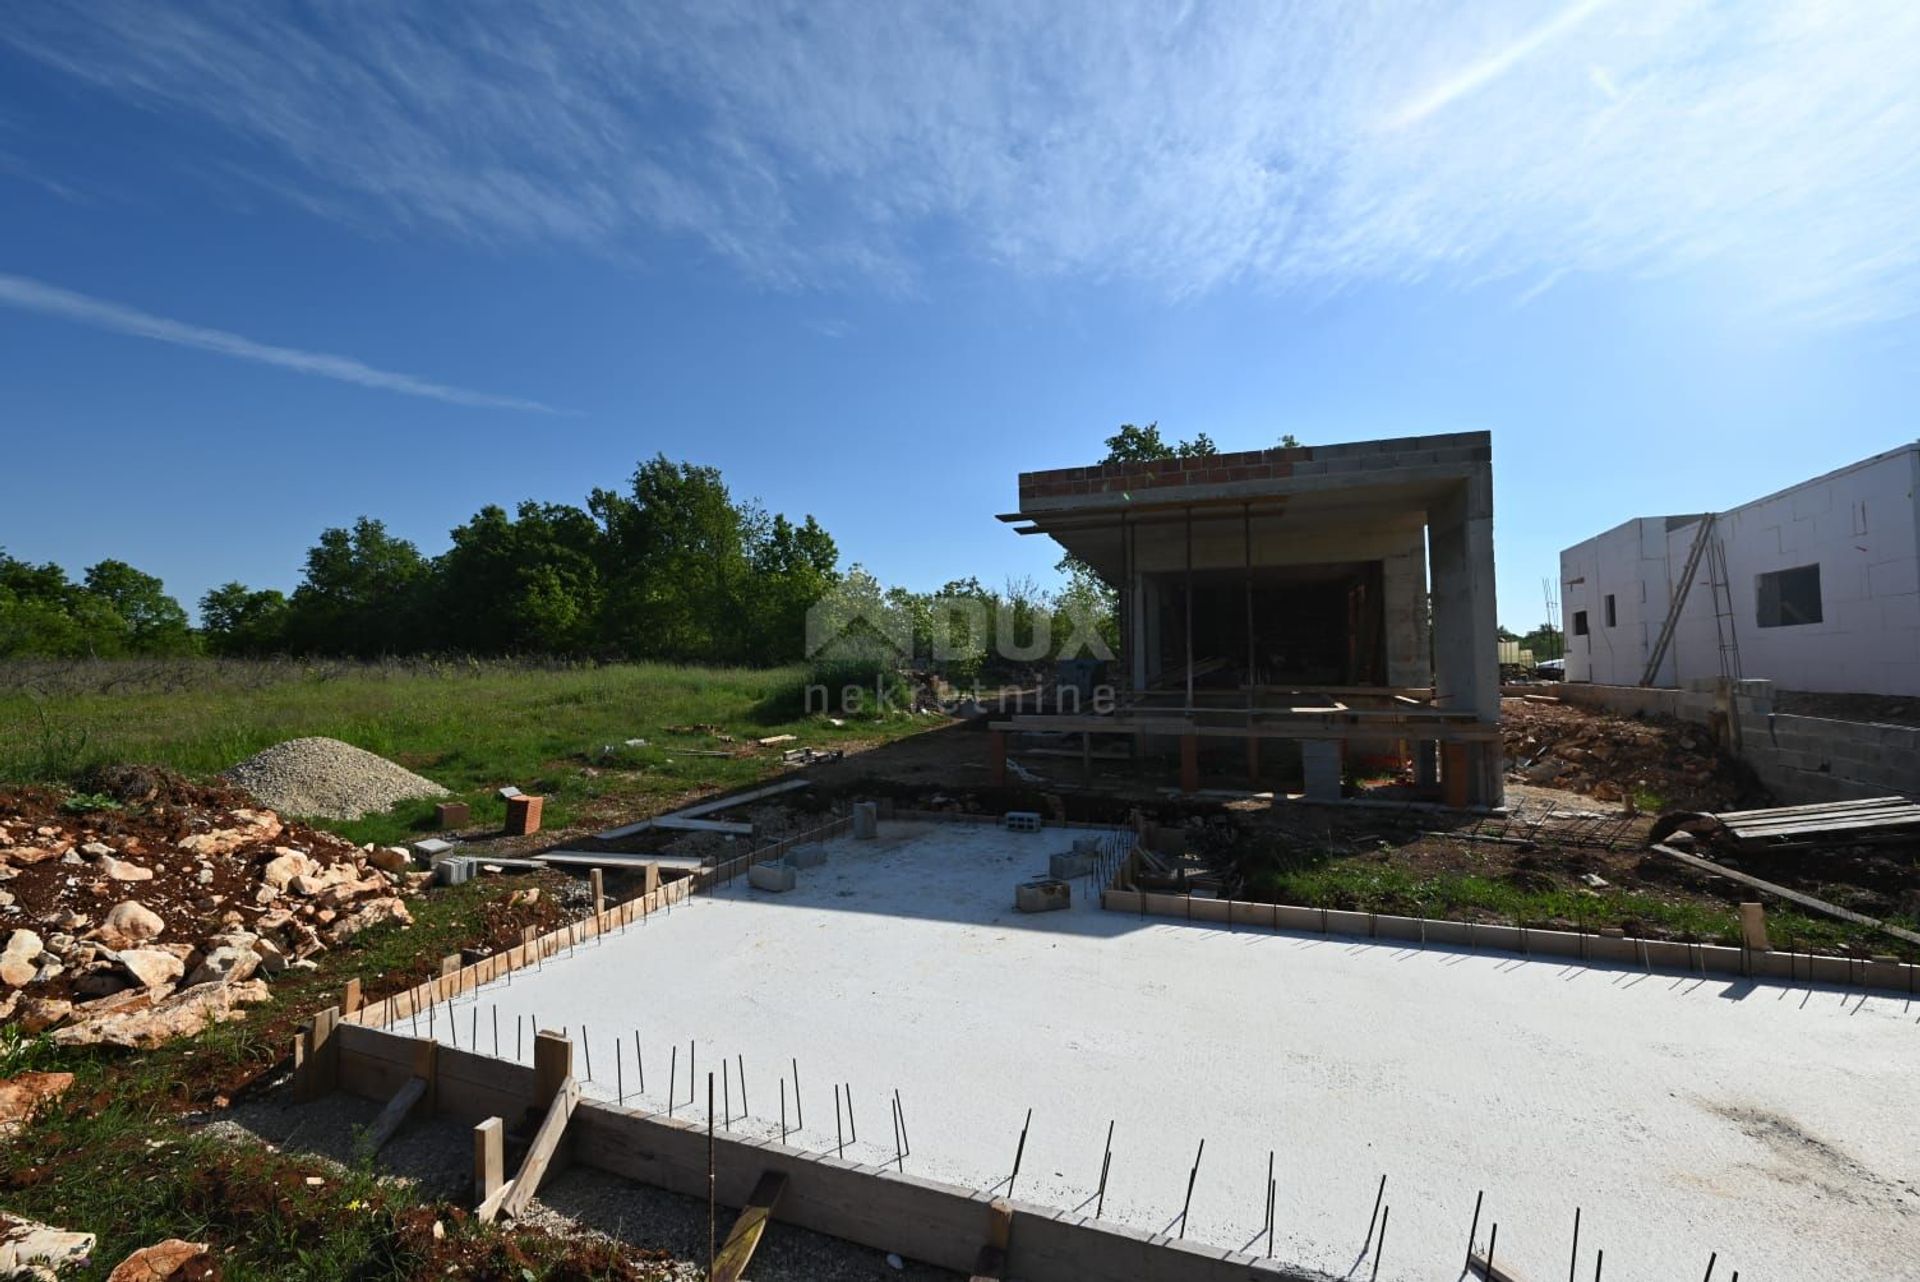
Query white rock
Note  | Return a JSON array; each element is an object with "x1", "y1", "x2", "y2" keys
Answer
[
  {"x1": 79, "y1": 841, "x2": 114, "y2": 857},
  {"x1": 103, "y1": 900, "x2": 165, "y2": 943},
  {"x1": 115, "y1": 948, "x2": 186, "y2": 989},
  {"x1": 262, "y1": 850, "x2": 313, "y2": 890},
  {"x1": 4, "y1": 929, "x2": 43, "y2": 961},
  {"x1": 99, "y1": 855, "x2": 154, "y2": 882},
  {"x1": 368, "y1": 846, "x2": 412, "y2": 874}
]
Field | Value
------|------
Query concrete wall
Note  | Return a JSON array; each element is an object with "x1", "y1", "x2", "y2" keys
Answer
[
  {"x1": 332, "y1": 1019, "x2": 1328, "y2": 1282},
  {"x1": 1560, "y1": 445, "x2": 1920, "y2": 696}
]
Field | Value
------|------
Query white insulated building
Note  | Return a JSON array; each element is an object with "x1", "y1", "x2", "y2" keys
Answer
[{"x1": 1559, "y1": 443, "x2": 1920, "y2": 696}]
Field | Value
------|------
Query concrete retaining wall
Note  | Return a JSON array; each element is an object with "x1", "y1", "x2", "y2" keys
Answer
[
  {"x1": 1100, "y1": 889, "x2": 1919, "y2": 996},
  {"x1": 332, "y1": 1021, "x2": 1325, "y2": 1282}
]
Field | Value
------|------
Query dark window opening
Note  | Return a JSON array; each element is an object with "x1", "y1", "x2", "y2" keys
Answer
[
  {"x1": 1604, "y1": 595, "x2": 1617, "y2": 627},
  {"x1": 1158, "y1": 561, "x2": 1387, "y2": 688},
  {"x1": 1572, "y1": 610, "x2": 1589, "y2": 636},
  {"x1": 1757, "y1": 564, "x2": 1822, "y2": 628}
]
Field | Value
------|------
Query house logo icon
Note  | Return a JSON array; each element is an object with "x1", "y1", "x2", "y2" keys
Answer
[{"x1": 805, "y1": 580, "x2": 914, "y2": 663}]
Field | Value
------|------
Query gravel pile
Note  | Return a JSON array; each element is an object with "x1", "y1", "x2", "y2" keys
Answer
[{"x1": 225, "y1": 737, "x2": 449, "y2": 820}]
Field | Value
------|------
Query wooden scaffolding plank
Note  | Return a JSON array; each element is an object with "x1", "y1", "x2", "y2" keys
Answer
[
  {"x1": 710, "y1": 1170, "x2": 789, "y2": 1282},
  {"x1": 499, "y1": 1078, "x2": 581, "y2": 1220},
  {"x1": 1726, "y1": 811, "x2": 1920, "y2": 840},
  {"x1": 650, "y1": 816, "x2": 755, "y2": 835},
  {"x1": 1718, "y1": 796, "x2": 1915, "y2": 822},
  {"x1": 596, "y1": 778, "x2": 812, "y2": 839}
]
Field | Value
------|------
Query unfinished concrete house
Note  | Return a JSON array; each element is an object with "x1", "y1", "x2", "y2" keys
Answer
[{"x1": 997, "y1": 431, "x2": 1503, "y2": 806}]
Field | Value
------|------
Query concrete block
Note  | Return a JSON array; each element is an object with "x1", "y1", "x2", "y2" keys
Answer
[
  {"x1": 852, "y1": 801, "x2": 879, "y2": 839},
  {"x1": 1003, "y1": 811, "x2": 1044, "y2": 833},
  {"x1": 1014, "y1": 877, "x2": 1071, "y2": 913},
  {"x1": 505, "y1": 794, "x2": 544, "y2": 836},
  {"x1": 1301, "y1": 740, "x2": 1343, "y2": 802},
  {"x1": 1048, "y1": 851, "x2": 1095, "y2": 879},
  {"x1": 787, "y1": 843, "x2": 828, "y2": 869},
  {"x1": 413, "y1": 837, "x2": 456, "y2": 863},
  {"x1": 749, "y1": 862, "x2": 798, "y2": 893},
  {"x1": 436, "y1": 801, "x2": 471, "y2": 829}
]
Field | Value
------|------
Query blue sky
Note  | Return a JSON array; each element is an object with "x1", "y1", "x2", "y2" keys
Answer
[{"x1": 3, "y1": 1, "x2": 1917, "y2": 632}]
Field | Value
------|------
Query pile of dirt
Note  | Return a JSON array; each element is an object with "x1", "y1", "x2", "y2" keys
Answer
[
  {"x1": 224, "y1": 736, "x2": 448, "y2": 820},
  {"x1": 0, "y1": 769, "x2": 425, "y2": 1046},
  {"x1": 1501, "y1": 697, "x2": 1768, "y2": 812}
]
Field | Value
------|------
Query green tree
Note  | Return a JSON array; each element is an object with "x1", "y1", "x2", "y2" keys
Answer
[
  {"x1": 83, "y1": 559, "x2": 194, "y2": 654},
  {"x1": 1101, "y1": 422, "x2": 1219, "y2": 462},
  {"x1": 436, "y1": 502, "x2": 605, "y2": 653},
  {"x1": 592, "y1": 457, "x2": 757, "y2": 662},
  {"x1": 285, "y1": 517, "x2": 431, "y2": 656},
  {"x1": 199, "y1": 582, "x2": 292, "y2": 655}
]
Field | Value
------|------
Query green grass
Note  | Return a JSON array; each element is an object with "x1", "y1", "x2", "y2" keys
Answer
[
  {"x1": 0, "y1": 658, "x2": 933, "y2": 843},
  {"x1": 1242, "y1": 856, "x2": 1916, "y2": 957}
]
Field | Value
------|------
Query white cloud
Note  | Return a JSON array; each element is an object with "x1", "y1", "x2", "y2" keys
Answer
[
  {"x1": 7, "y1": 1, "x2": 1920, "y2": 322},
  {"x1": 0, "y1": 273, "x2": 562, "y2": 413}
]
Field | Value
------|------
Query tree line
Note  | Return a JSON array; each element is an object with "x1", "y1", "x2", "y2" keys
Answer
[
  {"x1": 2, "y1": 456, "x2": 840, "y2": 665},
  {"x1": 1, "y1": 452, "x2": 1121, "y2": 670}
]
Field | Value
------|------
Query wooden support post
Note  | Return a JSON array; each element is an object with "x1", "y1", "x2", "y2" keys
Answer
[
  {"x1": 411, "y1": 1036, "x2": 439, "y2": 1116},
  {"x1": 989, "y1": 730, "x2": 1008, "y2": 788},
  {"x1": 1738, "y1": 902, "x2": 1771, "y2": 951},
  {"x1": 590, "y1": 868, "x2": 605, "y2": 918},
  {"x1": 1441, "y1": 743, "x2": 1471, "y2": 809},
  {"x1": 473, "y1": 1117, "x2": 504, "y2": 1209},
  {"x1": 343, "y1": 977, "x2": 362, "y2": 1016},
  {"x1": 711, "y1": 1170, "x2": 789, "y2": 1282},
  {"x1": 535, "y1": 1030, "x2": 573, "y2": 1102},
  {"x1": 970, "y1": 1198, "x2": 1015, "y2": 1281},
  {"x1": 1246, "y1": 736, "x2": 1261, "y2": 785},
  {"x1": 1180, "y1": 735, "x2": 1200, "y2": 794},
  {"x1": 296, "y1": 1005, "x2": 341, "y2": 1101},
  {"x1": 497, "y1": 1078, "x2": 580, "y2": 1221},
  {"x1": 363, "y1": 1076, "x2": 429, "y2": 1154},
  {"x1": 644, "y1": 861, "x2": 661, "y2": 896}
]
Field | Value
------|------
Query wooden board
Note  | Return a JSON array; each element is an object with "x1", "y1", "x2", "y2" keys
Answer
[
  {"x1": 1652, "y1": 843, "x2": 1920, "y2": 949},
  {"x1": 537, "y1": 851, "x2": 707, "y2": 872},
  {"x1": 596, "y1": 778, "x2": 812, "y2": 839},
  {"x1": 362, "y1": 1076, "x2": 427, "y2": 1154},
  {"x1": 710, "y1": 1170, "x2": 789, "y2": 1282},
  {"x1": 650, "y1": 817, "x2": 755, "y2": 835},
  {"x1": 499, "y1": 1078, "x2": 580, "y2": 1220}
]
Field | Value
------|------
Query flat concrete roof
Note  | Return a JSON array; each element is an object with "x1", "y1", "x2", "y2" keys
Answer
[{"x1": 416, "y1": 821, "x2": 1915, "y2": 1281}]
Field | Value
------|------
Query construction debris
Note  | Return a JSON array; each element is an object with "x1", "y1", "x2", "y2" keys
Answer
[
  {"x1": 1500, "y1": 697, "x2": 1763, "y2": 811},
  {"x1": 0, "y1": 770, "x2": 421, "y2": 1042},
  {"x1": 1650, "y1": 796, "x2": 1920, "y2": 853}
]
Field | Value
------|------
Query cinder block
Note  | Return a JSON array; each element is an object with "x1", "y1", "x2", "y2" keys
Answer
[
  {"x1": 748, "y1": 862, "x2": 797, "y2": 893},
  {"x1": 1003, "y1": 811, "x2": 1044, "y2": 833},
  {"x1": 787, "y1": 843, "x2": 828, "y2": 869},
  {"x1": 1049, "y1": 851, "x2": 1095, "y2": 879},
  {"x1": 1014, "y1": 877, "x2": 1071, "y2": 913},
  {"x1": 1302, "y1": 740, "x2": 1343, "y2": 802},
  {"x1": 435, "y1": 801, "x2": 471, "y2": 829},
  {"x1": 852, "y1": 801, "x2": 879, "y2": 839}
]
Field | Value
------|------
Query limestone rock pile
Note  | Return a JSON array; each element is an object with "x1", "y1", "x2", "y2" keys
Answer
[{"x1": 0, "y1": 770, "x2": 425, "y2": 1047}]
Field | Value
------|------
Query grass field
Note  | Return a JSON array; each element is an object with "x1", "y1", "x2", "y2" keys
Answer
[{"x1": 0, "y1": 657, "x2": 930, "y2": 843}]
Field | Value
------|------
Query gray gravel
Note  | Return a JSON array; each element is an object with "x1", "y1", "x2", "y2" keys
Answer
[
  {"x1": 206, "y1": 1090, "x2": 959, "y2": 1281},
  {"x1": 224, "y1": 736, "x2": 448, "y2": 820}
]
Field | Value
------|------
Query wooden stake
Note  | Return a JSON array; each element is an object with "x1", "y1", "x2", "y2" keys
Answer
[{"x1": 472, "y1": 1117, "x2": 504, "y2": 1208}]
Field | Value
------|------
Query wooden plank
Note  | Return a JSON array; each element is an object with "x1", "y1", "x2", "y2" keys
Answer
[
  {"x1": 500, "y1": 1078, "x2": 580, "y2": 1220},
  {"x1": 1723, "y1": 799, "x2": 1920, "y2": 826},
  {"x1": 1726, "y1": 812, "x2": 1920, "y2": 839},
  {"x1": 596, "y1": 778, "x2": 812, "y2": 839},
  {"x1": 1652, "y1": 843, "x2": 1920, "y2": 948},
  {"x1": 651, "y1": 817, "x2": 755, "y2": 835},
  {"x1": 1467, "y1": 1249, "x2": 1528, "y2": 1282},
  {"x1": 711, "y1": 1170, "x2": 789, "y2": 1282},
  {"x1": 1716, "y1": 796, "x2": 1914, "y2": 821},
  {"x1": 362, "y1": 1076, "x2": 427, "y2": 1154},
  {"x1": 473, "y1": 1118, "x2": 504, "y2": 1210},
  {"x1": 537, "y1": 851, "x2": 709, "y2": 872}
]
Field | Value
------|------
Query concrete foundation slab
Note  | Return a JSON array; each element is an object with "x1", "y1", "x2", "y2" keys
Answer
[{"x1": 412, "y1": 822, "x2": 1916, "y2": 1282}]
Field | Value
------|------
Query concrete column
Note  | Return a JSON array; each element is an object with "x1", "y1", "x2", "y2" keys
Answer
[
  {"x1": 1179, "y1": 735, "x2": 1199, "y2": 793},
  {"x1": 1414, "y1": 741, "x2": 1438, "y2": 788},
  {"x1": 1429, "y1": 476, "x2": 1503, "y2": 806},
  {"x1": 1301, "y1": 741, "x2": 1343, "y2": 802}
]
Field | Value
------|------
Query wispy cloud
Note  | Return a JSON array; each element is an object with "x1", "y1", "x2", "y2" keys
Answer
[
  {"x1": 0, "y1": 273, "x2": 562, "y2": 413},
  {"x1": 6, "y1": 1, "x2": 1920, "y2": 323}
]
